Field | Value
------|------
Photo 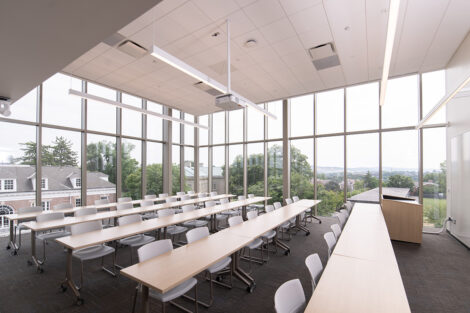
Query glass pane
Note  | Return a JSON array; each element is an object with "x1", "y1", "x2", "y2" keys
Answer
[
  {"x1": 86, "y1": 134, "x2": 117, "y2": 204},
  {"x1": 317, "y1": 136, "x2": 344, "y2": 215},
  {"x1": 382, "y1": 75, "x2": 419, "y2": 128},
  {"x1": 0, "y1": 122, "x2": 37, "y2": 217},
  {"x1": 229, "y1": 144, "x2": 244, "y2": 196},
  {"x1": 41, "y1": 128, "x2": 81, "y2": 208},
  {"x1": 382, "y1": 130, "x2": 418, "y2": 200},
  {"x1": 423, "y1": 128, "x2": 446, "y2": 228},
  {"x1": 121, "y1": 93, "x2": 142, "y2": 138},
  {"x1": 290, "y1": 139, "x2": 314, "y2": 199},
  {"x1": 267, "y1": 101, "x2": 283, "y2": 139},
  {"x1": 213, "y1": 112, "x2": 225, "y2": 144},
  {"x1": 7, "y1": 88, "x2": 37, "y2": 122},
  {"x1": 121, "y1": 138, "x2": 141, "y2": 199},
  {"x1": 198, "y1": 147, "x2": 209, "y2": 192},
  {"x1": 147, "y1": 101, "x2": 163, "y2": 141},
  {"x1": 43, "y1": 73, "x2": 82, "y2": 128},
  {"x1": 212, "y1": 146, "x2": 225, "y2": 194},
  {"x1": 247, "y1": 143, "x2": 264, "y2": 196},
  {"x1": 184, "y1": 147, "x2": 194, "y2": 192},
  {"x1": 317, "y1": 88, "x2": 344, "y2": 135},
  {"x1": 172, "y1": 145, "x2": 181, "y2": 194},
  {"x1": 247, "y1": 105, "x2": 264, "y2": 141},
  {"x1": 267, "y1": 142, "x2": 283, "y2": 204},
  {"x1": 184, "y1": 114, "x2": 194, "y2": 146},
  {"x1": 346, "y1": 82, "x2": 379, "y2": 131},
  {"x1": 172, "y1": 109, "x2": 181, "y2": 144},
  {"x1": 346, "y1": 133, "x2": 379, "y2": 202},
  {"x1": 290, "y1": 95, "x2": 314, "y2": 137},
  {"x1": 422, "y1": 70, "x2": 446, "y2": 124},
  {"x1": 87, "y1": 83, "x2": 116, "y2": 134},
  {"x1": 198, "y1": 115, "x2": 209, "y2": 146},
  {"x1": 146, "y1": 142, "x2": 163, "y2": 196},
  {"x1": 229, "y1": 109, "x2": 244, "y2": 143}
]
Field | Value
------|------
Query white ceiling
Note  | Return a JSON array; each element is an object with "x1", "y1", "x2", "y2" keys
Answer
[
  {"x1": 0, "y1": 0, "x2": 161, "y2": 104},
  {"x1": 63, "y1": 0, "x2": 470, "y2": 116}
]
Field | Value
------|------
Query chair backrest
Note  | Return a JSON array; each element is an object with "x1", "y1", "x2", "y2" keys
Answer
[
  {"x1": 166, "y1": 197, "x2": 177, "y2": 203},
  {"x1": 330, "y1": 223, "x2": 342, "y2": 239},
  {"x1": 118, "y1": 214, "x2": 142, "y2": 226},
  {"x1": 247, "y1": 194, "x2": 254, "y2": 198},
  {"x1": 247, "y1": 211, "x2": 258, "y2": 220},
  {"x1": 74, "y1": 207, "x2": 97, "y2": 217},
  {"x1": 265, "y1": 205, "x2": 274, "y2": 213},
  {"x1": 158, "y1": 208, "x2": 175, "y2": 218},
  {"x1": 138, "y1": 239, "x2": 173, "y2": 262},
  {"x1": 273, "y1": 202, "x2": 282, "y2": 210},
  {"x1": 182, "y1": 205, "x2": 196, "y2": 213},
  {"x1": 176, "y1": 191, "x2": 186, "y2": 196},
  {"x1": 187, "y1": 190, "x2": 195, "y2": 195},
  {"x1": 337, "y1": 212, "x2": 347, "y2": 228},
  {"x1": 141, "y1": 200, "x2": 154, "y2": 207},
  {"x1": 118, "y1": 197, "x2": 132, "y2": 203},
  {"x1": 205, "y1": 201, "x2": 217, "y2": 208},
  {"x1": 228, "y1": 216, "x2": 243, "y2": 227},
  {"x1": 198, "y1": 192, "x2": 207, "y2": 198},
  {"x1": 345, "y1": 201, "x2": 353, "y2": 213},
  {"x1": 324, "y1": 232, "x2": 337, "y2": 258},
  {"x1": 53, "y1": 202, "x2": 73, "y2": 211},
  {"x1": 186, "y1": 226, "x2": 209, "y2": 244},
  {"x1": 71, "y1": 220, "x2": 102, "y2": 236},
  {"x1": 144, "y1": 194, "x2": 156, "y2": 200},
  {"x1": 36, "y1": 212, "x2": 64, "y2": 223},
  {"x1": 117, "y1": 202, "x2": 133, "y2": 210},
  {"x1": 94, "y1": 199, "x2": 109, "y2": 205},
  {"x1": 220, "y1": 198, "x2": 229, "y2": 204},
  {"x1": 17, "y1": 206, "x2": 43, "y2": 214},
  {"x1": 305, "y1": 253, "x2": 323, "y2": 292},
  {"x1": 238, "y1": 195, "x2": 246, "y2": 201},
  {"x1": 274, "y1": 279, "x2": 306, "y2": 313},
  {"x1": 210, "y1": 191, "x2": 218, "y2": 197},
  {"x1": 181, "y1": 195, "x2": 191, "y2": 201},
  {"x1": 339, "y1": 209, "x2": 349, "y2": 218},
  {"x1": 285, "y1": 198, "x2": 293, "y2": 205},
  {"x1": 159, "y1": 193, "x2": 169, "y2": 198},
  {"x1": 292, "y1": 196, "x2": 300, "y2": 202}
]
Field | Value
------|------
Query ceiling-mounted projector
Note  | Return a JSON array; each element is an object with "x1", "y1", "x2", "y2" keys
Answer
[
  {"x1": 0, "y1": 97, "x2": 12, "y2": 117},
  {"x1": 215, "y1": 94, "x2": 245, "y2": 111}
]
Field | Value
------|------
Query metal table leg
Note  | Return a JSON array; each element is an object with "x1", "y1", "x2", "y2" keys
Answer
[
  {"x1": 141, "y1": 285, "x2": 149, "y2": 313},
  {"x1": 232, "y1": 250, "x2": 256, "y2": 293},
  {"x1": 293, "y1": 214, "x2": 310, "y2": 236},
  {"x1": 7, "y1": 220, "x2": 19, "y2": 254},
  {"x1": 273, "y1": 230, "x2": 291, "y2": 255},
  {"x1": 242, "y1": 206, "x2": 247, "y2": 220},
  {"x1": 27, "y1": 230, "x2": 44, "y2": 272},
  {"x1": 60, "y1": 248, "x2": 83, "y2": 305}
]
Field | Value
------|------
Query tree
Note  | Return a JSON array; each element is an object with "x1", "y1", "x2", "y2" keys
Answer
[
  {"x1": 146, "y1": 163, "x2": 163, "y2": 196},
  {"x1": 386, "y1": 174, "x2": 414, "y2": 189},
  {"x1": 325, "y1": 181, "x2": 340, "y2": 191},
  {"x1": 17, "y1": 137, "x2": 77, "y2": 166},
  {"x1": 363, "y1": 171, "x2": 378, "y2": 189},
  {"x1": 87, "y1": 140, "x2": 116, "y2": 184}
]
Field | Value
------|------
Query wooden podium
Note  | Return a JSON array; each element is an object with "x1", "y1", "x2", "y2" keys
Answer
[{"x1": 381, "y1": 195, "x2": 423, "y2": 244}]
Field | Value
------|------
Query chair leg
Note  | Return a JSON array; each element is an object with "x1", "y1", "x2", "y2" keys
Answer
[
  {"x1": 79, "y1": 260, "x2": 84, "y2": 290},
  {"x1": 162, "y1": 301, "x2": 166, "y2": 313},
  {"x1": 131, "y1": 285, "x2": 139, "y2": 313},
  {"x1": 194, "y1": 283, "x2": 198, "y2": 313}
]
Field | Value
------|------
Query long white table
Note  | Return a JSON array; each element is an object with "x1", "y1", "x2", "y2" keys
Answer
[{"x1": 304, "y1": 203, "x2": 411, "y2": 313}]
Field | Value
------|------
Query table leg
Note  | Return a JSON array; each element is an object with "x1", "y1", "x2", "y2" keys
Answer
[
  {"x1": 231, "y1": 251, "x2": 256, "y2": 293},
  {"x1": 242, "y1": 206, "x2": 247, "y2": 220},
  {"x1": 7, "y1": 220, "x2": 19, "y2": 254},
  {"x1": 141, "y1": 285, "x2": 149, "y2": 313},
  {"x1": 60, "y1": 248, "x2": 83, "y2": 305},
  {"x1": 293, "y1": 215, "x2": 310, "y2": 236},
  {"x1": 27, "y1": 230, "x2": 43, "y2": 272},
  {"x1": 273, "y1": 232, "x2": 291, "y2": 256}
]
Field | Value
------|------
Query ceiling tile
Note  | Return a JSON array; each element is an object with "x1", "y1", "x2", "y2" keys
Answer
[
  {"x1": 167, "y1": 1, "x2": 211, "y2": 32},
  {"x1": 288, "y1": 3, "x2": 329, "y2": 34},
  {"x1": 259, "y1": 18, "x2": 297, "y2": 44},
  {"x1": 271, "y1": 36, "x2": 305, "y2": 56},
  {"x1": 221, "y1": 10, "x2": 257, "y2": 37},
  {"x1": 235, "y1": 0, "x2": 257, "y2": 8},
  {"x1": 243, "y1": 0, "x2": 286, "y2": 28},
  {"x1": 192, "y1": 0, "x2": 239, "y2": 21},
  {"x1": 297, "y1": 29, "x2": 333, "y2": 50},
  {"x1": 366, "y1": 0, "x2": 389, "y2": 80},
  {"x1": 279, "y1": 0, "x2": 322, "y2": 15}
]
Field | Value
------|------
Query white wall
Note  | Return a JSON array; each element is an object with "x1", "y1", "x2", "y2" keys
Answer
[{"x1": 446, "y1": 31, "x2": 470, "y2": 246}]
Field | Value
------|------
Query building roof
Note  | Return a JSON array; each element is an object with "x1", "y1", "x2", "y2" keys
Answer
[
  {"x1": 348, "y1": 187, "x2": 412, "y2": 203},
  {"x1": 0, "y1": 165, "x2": 115, "y2": 192},
  {"x1": 184, "y1": 166, "x2": 223, "y2": 178}
]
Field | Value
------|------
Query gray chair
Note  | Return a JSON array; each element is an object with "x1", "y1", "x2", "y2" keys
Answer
[
  {"x1": 176, "y1": 191, "x2": 186, "y2": 197},
  {"x1": 144, "y1": 194, "x2": 156, "y2": 200},
  {"x1": 261, "y1": 205, "x2": 277, "y2": 257},
  {"x1": 95, "y1": 198, "x2": 112, "y2": 227},
  {"x1": 187, "y1": 191, "x2": 195, "y2": 195},
  {"x1": 141, "y1": 200, "x2": 158, "y2": 220},
  {"x1": 331, "y1": 223, "x2": 342, "y2": 240},
  {"x1": 274, "y1": 279, "x2": 306, "y2": 313},
  {"x1": 13, "y1": 206, "x2": 43, "y2": 252},
  {"x1": 52, "y1": 202, "x2": 73, "y2": 211},
  {"x1": 117, "y1": 202, "x2": 133, "y2": 211},
  {"x1": 237, "y1": 212, "x2": 265, "y2": 272},
  {"x1": 117, "y1": 214, "x2": 155, "y2": 264},
  {"x1": 305, "y1": 253, "x2": 323, "y2": 293},
  {"x1": 158, "y1": 209, "x2": 188, "y2": 245},
  {"x1": 336, "y1": 211, "x2": 347, "y2": 228},
  {"x1": 182, "y1": 205, "x2": 209, "y2": 228},
  {"x1": 209, "y1": 191, "x2": 218, "y2": 197},
  {"x1": 74, "y1": 207, "x2": 97, "y2": 217},
  {"x1": 324, "y1": 232, "x2": 337, "y2": 259},
  {"x1": 292, "y1": 196, "x2": 300, "y2": 202},
  {"x1": 35, "y1": 212, "x2": 70, "y2": 265},
  {"x1": 205, "y1": 200, "x2": 227, "y2": 229},
  {"x1": 159, "y1": 193, "x2": 169, "y2": 198},
  {"x1": 118, "y1": 197, "x2": 132, "y2": 203}
]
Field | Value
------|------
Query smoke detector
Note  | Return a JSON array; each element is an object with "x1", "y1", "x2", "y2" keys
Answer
[{"x1": 308, "y1": 42, "x2": 340, "y2": 70}]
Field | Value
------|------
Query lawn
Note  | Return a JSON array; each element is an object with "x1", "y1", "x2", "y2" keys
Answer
[{"x1": 423, "y1": 198, "x2": 447, "y2": 227}]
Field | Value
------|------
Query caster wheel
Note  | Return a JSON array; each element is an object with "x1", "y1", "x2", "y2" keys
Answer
[
  {"x1": 216, "y1": 275, "x2": 223, "y2": 282},
  {"x1": 12, "y1": 250, "x2": 18, "y2": 256},
  {"x1": 37, "y1": 267, "x2": 44, "y2": 274},
  {"x1": 246, "y1": 283, "x2": 256, "y2": 293},
  {"x1": 284, "y1": 250, "x2": 290, "y2": 256},
  {"x1": 27, "y1": 260, "x2": 33, "y2": 266},
  {"x1": 76, "y1": 297, "x2": 84, "y2": 306},
  {"x1": 6, "y1": 245, "x2": 11, "y2": 250},
  {"x1": 306, "y1": 232, "x2": 310, "y2": 236},
  {"x1": 60, "y1": 284, "x2": 67, "y2": 292}
]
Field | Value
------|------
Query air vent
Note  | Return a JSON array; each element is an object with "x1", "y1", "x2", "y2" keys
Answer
[
  {"x1": 103, "y1": 32, "x2": 126, "y2": 47},
  {"x1": 308, "y1": 42, "x2": 340, "y2": 70},
  {"x1": 117, "y1": 40, "x2": 148, "y2": 58},
  {"x1": 193, "y1": 82, "x2": 224, "y2": 96}
]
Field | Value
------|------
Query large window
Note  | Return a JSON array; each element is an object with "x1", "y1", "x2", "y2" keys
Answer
[
  {"x1": 212, "y1": 146, "x2": 225, "y2": 194},
  {"x1": 346, "y1": 82, "x2": 379, "y2": 132},
  {"x1": 184, "y1": 147, "x2": 194, "y2": 192},
  {"x1": 212, "y1": 112, "x2": 225, "y2": 144},
  {"x1": 247, "y1": 105, "x2": 264, "y2": 141},
  {"x1": 267, "y1": 142, "x2": 283, "y2": 204},
  {"x1": 172, "y1": 145, "x2": 181, "y2": 194},
  {"x1": 184, "y1": 113, "x2": 194, "y2": 146},
  {"x1": 87, "y1": 83, "x2": 116, "y2": 134},
  {"x1": 290, "y1": 95, "x2": 314, "y2": 137},
  {"x1": 172, "y1": 109, "x2": 181, "y2": 144},
  {"x1": 347, "y1": 133, "x2": 379, "y2": 202},
  {"x1": 147, "y1": 101, "x2": 163, "y2": 141},
  {"x1": 317, "y1": 136, "x2": 344, "y2": 215},
  {"x1": 4, "y1": 88, "x2": 37, "y2": 122},
  {"x1": 198, "y1": 115, "x2": 209, "y2": 146},
  {"x1": 198, "y1": 147, "x2": 209, "y2": 192},
  {"x1": 121, "y1": 139, "x2": 141, "y2": 199},
  {"x1": 247, "y1": 143, "x2": 264, "y2": 196},
  {"x1": 422, "y1": 70, "x2": 446, "y2": 124},
  {"x1": 267, "y1": 101, "x2": 283, "y2": 139},
  {"x1": 290, "y1": 139, "x2": 314, "y2": 200},
  {"x1": 382, "y1": 75, "x2": 419, "y2": 128},
  {"x1": 229, "y1": 145, "x2": 244, "y2": 196},
  {"x1": 316, "y1": 89, "x2": 344, "y2": 135},
  {"x1": 121, "y1": 93, "x2": 142, "y2": 138},
  {"x1": 229, "y1": 109, "x2": 244, "y2": 143},
  {"x1": 146, "y1": 142, "x2": 163, "y2": 196}
]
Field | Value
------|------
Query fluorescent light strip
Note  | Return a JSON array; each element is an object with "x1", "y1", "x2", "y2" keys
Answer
[
  {"x1": 68, "y1": 89, "x2": 208, "y2": 130},
  {"x1": 379, "y1": 0, "x2": 401, "y2": 106},
  {"x1": 417, "y1": 75, "x2": 470, "y2": 129},
  {"x1": 151, "y1": 45, "x2": 276, "y2": 120}
]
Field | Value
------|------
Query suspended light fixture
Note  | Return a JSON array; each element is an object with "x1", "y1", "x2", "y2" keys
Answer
[
  {"x1": 68, "y1": 89, "x2": 208, "y2": 129},
  {"x1": 379, "y1": 0, "x2": 401, "y2": 107}
]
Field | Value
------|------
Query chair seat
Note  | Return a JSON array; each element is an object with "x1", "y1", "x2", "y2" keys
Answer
[
  {"x1": 215, "y1": 214, "x2": 228, "y2": 221},
  {"x1": 246, "y1": 238, "x2": 263, "y2": 250},
  {"x1": 119, "y1": 234, "x2": 155, "y2": 247},
  {"x1": 207, "y1": 256, "x2": 231, "y2": 273},
  {"x1": 73, "y1": 244, "x2": 115, "y2": 261},
  {"x1": 142, "y1": 212, "x2": 158, "y2": 220},
  {"x1": 183, "y1": 220, "x2": 208, "y2": 228},
  {"x1": 150, "y1": 277, "x2": 197, "y2": 303},
  {"x1": 262, "y1": 229, "x2": 276, "y2": 240},
  {"x1": 167, "y1": 225, "x2": 188, "y2": 235},
  {"x1": 36, "y1": 230, "x2": 70, "y2": 241},
  {"x1": 220, "y1": 210, "x2": 239, "y2": 216},
  {"x1": 280, "y1": 222, "x2": 290, "y2": 229},
  {"x1": 174, "y1": 209, "x2": 183, "y2": 214}
]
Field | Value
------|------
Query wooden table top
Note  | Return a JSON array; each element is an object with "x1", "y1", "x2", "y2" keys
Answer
[{"x1": 304, "y1": 203, "x2": 411, "y2": 313}]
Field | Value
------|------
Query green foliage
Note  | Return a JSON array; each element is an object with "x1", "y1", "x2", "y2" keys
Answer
[
  {"x1": 364, "y1": 171, "x2": 378, "y2": 189},
  {"x1": 325, "y1": 181, "x2": 340, "y2": 191},
  {"x1": 385, "y1": 174, "x2": 414, "y2": 189},
  {"x1": 423, "y1": 198, "x2": 446, "y2": 228},
  {"x1": 18, "y1": 137, "x2": 78, "y2": 166},
  {"x1": 87, "y1": 140, "x2": 116, "y2": 184},
  {"x1": 146, "y1": 163, "x2": 163, "y2": 195}
]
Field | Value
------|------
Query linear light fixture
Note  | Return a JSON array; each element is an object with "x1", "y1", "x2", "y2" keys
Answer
[
  {"x1": 417, "y1": 75, "x2": 470, "y2": 129},
  {"x1": 379, "y1": 0, "x2": 401, "y2": 106},
  {"x1": 68, "y1": 89, "x2": 208, "y2": 130},
  {"x1": 150, "y1": 45, "x2": 276, "y2": 119}
]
